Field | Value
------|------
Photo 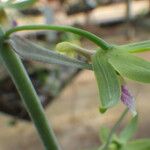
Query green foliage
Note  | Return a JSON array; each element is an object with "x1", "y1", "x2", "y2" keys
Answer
[
  {"x1": 121, "y1": 139, "x2": 150, "y2": 150},
  {"x1": 119, "y1": 115, "x2": 138, "y2": 144},
  {"x1": 9, "y1": 35, "x2": 92, "y2": 70},
  {"x1": 109, "y1": 53, "x2": 150, "y2": 83},
  {"x1": 92, "y1": 50, "x2": 120, "y2": 110},
  {"x1": 118, "y1": 40, "x2": 150, "y2": 53},
  {"x1": 4, "y1": 25, "x2": 111, "y2": 49},
  {"x1": 99, "y1": 127, "x2": 111, "y2": 143},
  {"x1": 0, "y1": 0, "x2": 37, "y2": 10},
  {"x1": 98, "y1": 114, "x2": 138, "y2": 150}
]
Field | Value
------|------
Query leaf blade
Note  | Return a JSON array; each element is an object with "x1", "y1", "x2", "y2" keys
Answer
[
  {"x1": 92, "y1": 51, "x2": 120, "y2": 109},
  {"x1": 121, "y1": 139, "x2": 150, "y2": 150},
  {"x1": 119, "y1": 115, "x2": 138, "y2": 143},
  {"x1": 118, "y1": 40, "x2": 150, "y2": 53},
  {"x1": 0, "y1": 0, "x2": 37, "y2": 10},
  {"x1": 99, "y1": 127, "x2": 111, "y2": 143},
  {"x1": 109, "y1": 53, "x2": 150, "y2": 83},
  {"x1": 9, "y1": 35, "x2": 92, "y2": 70}
]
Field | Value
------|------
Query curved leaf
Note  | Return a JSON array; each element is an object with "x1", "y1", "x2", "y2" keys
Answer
[
  {"x1": 99, "y1": 127, "x2": 111, "y2": 143},
  {"x1": 9, "y1": 35, "x2": 92, "y2": 70},
  {"x1": 109, "y1": 53, "x2": 150, "y2": 83},
  {"x1": 119, "y1": 115, "x2": 138, "y2": 143},
  {"x1": 0, "y1": 0, "x2": 37, "y2": 10},
  {"x1": 92, "y1": 51, "x2": 120, "y2": 109},
  {"x1": 118, "y1": 40, "x2": 150, "y2": 53},
  {"x1": 121, "y1": 139, "x2": 150, "y2": 150}
]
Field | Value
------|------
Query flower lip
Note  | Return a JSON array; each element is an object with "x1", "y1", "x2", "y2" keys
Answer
[{"x1": 121, "y1": 85, "x2": 137, "y2": 116}]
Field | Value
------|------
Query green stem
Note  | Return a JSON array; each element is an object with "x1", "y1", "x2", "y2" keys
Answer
[
  {"x1": 5, "y1": 25, "x2": 111, "y2": 50},
  {"x1": 102, "y1": 108, "x2": 129, "y2": 150},
  {"x1": 0, "y1": 30, "x2": 60, "y2": 150}
]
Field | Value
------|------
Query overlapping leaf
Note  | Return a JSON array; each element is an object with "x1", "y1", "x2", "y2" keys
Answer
[
  {"x1": 92, "y1": 51, "x2": 120, "y2": 110},
  {"x1": 109, "y1": 53, "x2": 150, "y2": 83},
  {"x1": 9, "y1": 35, "x2": 92, "y2": 70}
]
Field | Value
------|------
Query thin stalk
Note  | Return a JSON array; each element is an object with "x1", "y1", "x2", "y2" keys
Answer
[
  {"x1": 4, "y1": 25, "x2": 111, "y2": 50},
  {"x1": 0, "y1": 30, "x2": 60, "y2": 149},
  {"x1": 102, "y1": 108, "x2": 129, "y2": 150}
]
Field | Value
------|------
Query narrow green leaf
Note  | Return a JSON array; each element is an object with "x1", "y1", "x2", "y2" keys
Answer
[
  {"x1": 9, "y1": 35, "x2": 92, "y2": 70},
  {"x1": 121, "y1": 139, "x2": 150, "y2": 150},
  {"x1": 118, "y1": 40, "x2": 150, "y2": 53},
  {"x1": 109, "y1": 53, "x2": 150, "y2": 83},
  {"x1": 119, "y1": 115, "x2": 138, "y2": 143},
  {"x1": 0, "y1": 0, "x2": 37, "y2": 10},
  {"x1": 10, "y1": 0, "x2": 37, "y2": 10},
  {"x1": 99, "y1": 127, "x2": 111, "y2": 143},
  {"x1": 92, "y1": 51, "x2": 120, "y2": 109}
]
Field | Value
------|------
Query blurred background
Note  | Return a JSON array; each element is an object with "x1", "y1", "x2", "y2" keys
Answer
[{"x1": 0, "y1": 0, "x2": 150, "y2": 150}]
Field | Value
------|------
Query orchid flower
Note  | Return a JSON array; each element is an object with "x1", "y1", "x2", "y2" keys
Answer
[
  {"x1": 121, "y1": 85, "x2": 137, "y2": 116},
  {"x1": 12, "y1": 20, "x2": 18, "y2": 27}
]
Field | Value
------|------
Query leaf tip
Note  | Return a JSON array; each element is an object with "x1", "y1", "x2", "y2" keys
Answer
[{"x1": 99, "y1": 107, "x2": 107, "y2": 114}]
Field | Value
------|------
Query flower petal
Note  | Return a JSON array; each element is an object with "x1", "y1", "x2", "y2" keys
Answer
[{"x1": 121, "y1": 85, "x2": 137, "y2": 116}]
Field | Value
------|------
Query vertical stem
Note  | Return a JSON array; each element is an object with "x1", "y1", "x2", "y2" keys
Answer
[
  {"x1": 0, "y1": 42, "x2": 60, "y2": 149},
  {"x1": 102, "y1": 108, "x2": 129, "y2": 150}
]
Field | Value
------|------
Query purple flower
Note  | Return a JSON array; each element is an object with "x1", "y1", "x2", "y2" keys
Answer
[
  {"x1": 12, "y1": 20, "x2": 18, "y2": 27},
  {"x1": 121, "y1": 85, "x2": 137, "y2": 116}
]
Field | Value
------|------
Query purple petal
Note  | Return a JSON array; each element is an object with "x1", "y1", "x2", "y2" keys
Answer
[
  {"x1": 12, "y1": 20, "x2": 18, "y2": 27},
  {"x1": 121, "y1": 85, "x2": 137, "y2": 116}
]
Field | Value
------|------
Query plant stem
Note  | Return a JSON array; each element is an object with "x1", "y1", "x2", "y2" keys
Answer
[
  {"x1": 0, "y1": 33, "x2": 60, "y2": 149},
  {"x1": 5, "y1": 25, "x2": 111, "y2": 50},
  {"x1": 102, "y1": 108, "x2": 129, "y2": 150}
]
